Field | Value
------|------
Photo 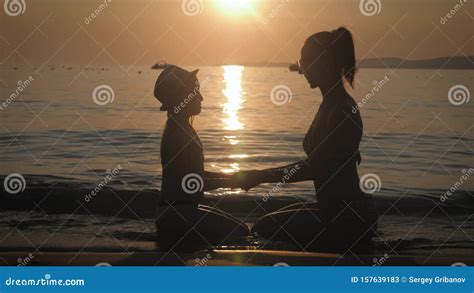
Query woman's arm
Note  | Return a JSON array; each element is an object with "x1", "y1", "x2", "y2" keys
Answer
[
  {"x1": 231, "y1": 161, "x2": 314, "y2": 191},
  {"x1": 258, "y1": 160, "x2": 313, "y2": 184}
]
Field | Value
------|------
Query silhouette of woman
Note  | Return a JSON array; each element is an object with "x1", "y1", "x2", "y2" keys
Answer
[
  {"x1": 154, "y1": 65, "x2": 249, "y2": 252},
  {"x1": 246, "y1": 28, "x2": 378, "y2": 252}
]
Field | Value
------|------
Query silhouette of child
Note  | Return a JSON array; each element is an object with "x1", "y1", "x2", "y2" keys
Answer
[{"x1": 153, "y1": 65, "x2": 248, "y2": 252}]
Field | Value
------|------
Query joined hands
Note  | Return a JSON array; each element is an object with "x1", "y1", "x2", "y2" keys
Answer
[{"x1": 230, "y1": 170, "x2": 264, "y2": 191}]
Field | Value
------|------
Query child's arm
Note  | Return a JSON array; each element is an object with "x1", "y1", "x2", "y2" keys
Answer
[
  {"x1": 201, "y1": 171, "x2": 236, "y2": 191},
  {"x1": 203, "y1": 171, "x2": 232, "y2": 179},
  {"x1": 203, "y1": 176, "x2": 238, "y2": 191}
]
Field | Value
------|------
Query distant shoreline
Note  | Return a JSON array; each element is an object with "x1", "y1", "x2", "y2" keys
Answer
[
  {"x1": 4, "y1": 56, "x2": 473, "y2": 70},
  {"x1": 229, "y1": 56, "x2": 474, "y2": 70}
]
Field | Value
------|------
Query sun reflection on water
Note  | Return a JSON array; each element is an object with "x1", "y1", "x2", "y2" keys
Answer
[
  {"x1": 222, "y1": 65, "x2": 244, "y2": 131},
  {"x1": 219, "y1": 66, "x2": 246, "y2": 175}
]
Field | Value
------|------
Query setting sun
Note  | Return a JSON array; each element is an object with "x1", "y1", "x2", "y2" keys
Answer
[{"x1": 215, "y1": 0, "x2": 255, "y2": 15}]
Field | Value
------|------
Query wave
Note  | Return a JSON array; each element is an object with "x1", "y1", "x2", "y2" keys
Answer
[{"x1": 1, "y1": 175, "x2": 472, "y2": 220}]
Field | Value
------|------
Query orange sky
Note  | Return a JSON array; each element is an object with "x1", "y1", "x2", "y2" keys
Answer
[{"x1": 1, "y1": 0, "x2": 472, "y2": 66}]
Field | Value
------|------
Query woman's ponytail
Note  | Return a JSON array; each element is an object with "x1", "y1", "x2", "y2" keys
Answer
[{"x1": 332, "y1": 27, "x2": 356, "y2": 88}]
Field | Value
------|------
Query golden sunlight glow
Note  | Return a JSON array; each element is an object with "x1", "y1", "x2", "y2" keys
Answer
[
  {"x1": 222, "y1": 65, "x2": 244, "y2": 131},
  {"x1": 223, "y1": 135, "x2": 239, "y2": 145},
  {"x1": 229, "y1": 154, "x2": 249, "y2": 159},
  {"x1": 215, "y1": 0, "x2": 254, "y2": 15},
  {"x1": 221, "y1": 163, "x2": 240, "y2": 174}
]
